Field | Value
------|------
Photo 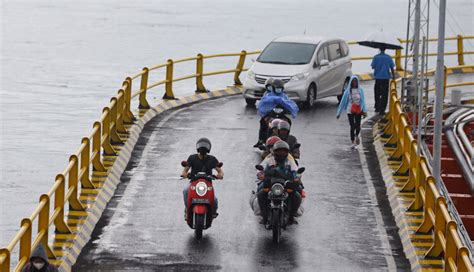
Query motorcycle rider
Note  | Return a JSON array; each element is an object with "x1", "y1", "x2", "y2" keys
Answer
[
  {"x1": 254, "y1": 78, "x2": 276, "y2": 147},
  {"x1": 181, "y1": 138, "x2": 223, "y2": 217},
  {"x1": 277, "y1": 120, "x2": 300, "y2": 160},
  {"x1": 257, "y1": 141, "x2": 302, "y2": 226},
  {"x1": 260, "y1": 135, "x2": 282, "y2": 160},
  {"x1": 254, "y1": 79, "x2": 298, "y2": 148},
  {"x1": 268, "y1": 118, "x2": 282, "y2": 138}
]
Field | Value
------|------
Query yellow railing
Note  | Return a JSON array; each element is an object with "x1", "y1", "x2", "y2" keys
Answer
[
  {"x1": 381, "y1": 78, "x2": 473, "y2": 271},
  {"x1": 0, "y1": 49, "x2": 262, "y2": 272},
  {"x1": 0, "y1": 34, "x2": 472, "y2": 272},
  {"x1": 348, "y1": 34, "x2": 474, "y2": 71}
]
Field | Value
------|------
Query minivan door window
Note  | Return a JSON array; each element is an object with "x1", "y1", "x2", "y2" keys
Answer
[
  {"x1": 316, "y1": 45, "x2": 328, "y2": 66},
  {"x1": 257, "y1": 42, "x2": 318, "y2": 65},
  {"x1": 328, "y1": 43, "x2": 342, "y2": 61}
]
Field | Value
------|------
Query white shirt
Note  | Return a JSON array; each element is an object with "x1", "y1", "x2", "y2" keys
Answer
[{"x1": 346, "y1": 88, "x2": 361, "y2": 114}]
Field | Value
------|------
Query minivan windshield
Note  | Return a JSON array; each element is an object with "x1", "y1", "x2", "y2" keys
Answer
[{"x1": 257, "y1": 42, "x2": 318, "y2": 65}]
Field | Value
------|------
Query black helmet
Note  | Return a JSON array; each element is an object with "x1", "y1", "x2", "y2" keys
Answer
[
  {"x1": 272, "y1": 79, "x2": 285, "y2": 89},
  {"x1": 196, "y1": 138, "x2": 211, "y2": 154}
]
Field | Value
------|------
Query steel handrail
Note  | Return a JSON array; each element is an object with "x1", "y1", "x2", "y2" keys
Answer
[
  {"x1": 1, "y1": 34, "x2": 472, "y2": 271},
  {"x1": 445, "y1": 109, "x2": 474, "y2": 191},
  {"x1": 383, "y1": 80, "x2": 473, "y2": 270}
]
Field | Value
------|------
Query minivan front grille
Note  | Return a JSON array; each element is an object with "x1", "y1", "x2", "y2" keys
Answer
[
  {"x1": 255, "y1": 76, "x2": 267, "y2": 84},
  {"x1": 255, "y1": 76, "x2": 291, "y2": 85}
]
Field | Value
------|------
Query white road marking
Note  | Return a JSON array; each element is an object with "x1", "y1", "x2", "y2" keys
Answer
[{"x1": 358, "y1": 141, "x2": 397, "y2": 271}]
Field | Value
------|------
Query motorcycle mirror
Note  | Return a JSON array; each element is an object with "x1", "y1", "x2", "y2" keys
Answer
[
  {"x1": 293, "y1": 143, "x2": 301, "y2": 149},
  {"x1": 258, "y1": 145, "x2": 267, "y2": 151},
  {"x1": 217, "y1": 162, "x2": 223, "y2": 168},
  {"x1": 255, "y1": 165, "x2": 264, "y2": 171},
  {"x1": 181, "y1": 161, "x2": 188, "y2": 167},
  {"x1": 297, "y1": 167, "x2": 305, "y2": 174}
]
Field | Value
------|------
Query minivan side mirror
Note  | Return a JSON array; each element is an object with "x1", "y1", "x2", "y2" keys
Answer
[
  {"x1": 320, "y1": 59, "x2": 329, "y2": 67},
  {"x1": 313, "y1": 61, "x2": 318, "y2": 69}
]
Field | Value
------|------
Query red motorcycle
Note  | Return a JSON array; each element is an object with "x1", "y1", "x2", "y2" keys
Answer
[{"x1": 181, "y1": 161, "x2": 223, "y2": 240}]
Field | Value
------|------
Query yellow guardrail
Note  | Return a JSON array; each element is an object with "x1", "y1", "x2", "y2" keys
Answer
[
  {"x1": 0, "y1": 34, "x2": 472, "y2": 272},
  {"x1": 381, "y1": 78, "x2": 473, "y2": 271}
]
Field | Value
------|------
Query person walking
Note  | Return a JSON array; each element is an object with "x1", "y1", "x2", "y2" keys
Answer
[
  {"x1": 337, "y1": 75, "x2": 368, "y2": 149},
  {"x1": 371, "y1": 48, "x2": 395, "y2": 115},
  {"x1": 21, "y1": 244, "x2": 58, "y2": 272}
]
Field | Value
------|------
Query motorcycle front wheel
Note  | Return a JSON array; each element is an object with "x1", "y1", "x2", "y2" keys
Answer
[
  {"x1": 272, "y1": 209, "x2": 281, "y2": 244},
  {"x1": 195, "y1": 214, "x2": 205, "y2": 240}
]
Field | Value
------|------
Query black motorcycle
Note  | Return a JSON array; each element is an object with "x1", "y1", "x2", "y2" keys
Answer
[{"x1": 255, "y1": 165, "x2": 305, "y2": 243}]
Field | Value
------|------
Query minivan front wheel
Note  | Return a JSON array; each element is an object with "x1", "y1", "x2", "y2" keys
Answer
[
  {"x1": 305, "y1": 84, "x2": 317, "y2": 108},
  {"x1": 245, "y1": 98, "x2": 256, "y2": 106}
]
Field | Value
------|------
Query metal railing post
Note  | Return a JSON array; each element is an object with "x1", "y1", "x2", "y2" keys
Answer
[
  {"x1": 80, "y1": 138, "x2": 95, "y2": 189},
  {"x1": 19, "y1": 219, "x2": 32, "y2": 266},
  {"x1": 234, "y1": 50, "x2": 247, "y2": 85},
  {"x1": 139, "y1": 68, "x2": 150, "y2": 109},
  {"x1": 196, "y1": 54, "x2": 207, "y2": 93},
  {"x1": 163, "y1": 59, "x2": 175, "y2": 99},
  {"x1": 68, "y1": 155, "x2": 85, "y2": 210},
  {"x1": 54, "y1": 174, "x2": 72, "y2": 233},
  {"x1": 38, "y1": 194, "x2": 56, "y2": 259},
  {"x1": 109, "y1": 98, "x2": 123, "y2": 144},
  {"x1": 395, "y1": 49, "x2": 403, "y2": 71},
  {"x1": 92, "y1": 122, "x2": 106, "y2": 171},
  {"x1": 0, "y1": 248, "x2": 11, "y2": 272},
  {"x1": 457, "y1": 35, "x2": 465, "y2": 66},
  {"x1": 116, "y1": 90, "x2": 128, "y2": 134},
  {"x1": 101, "y1": 107, "x2": 117, "y2": 156},
  {"x1": 123, "y1": 78, "x2": 135, "y2": 123}
]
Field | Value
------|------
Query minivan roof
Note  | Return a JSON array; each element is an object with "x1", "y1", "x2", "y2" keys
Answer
[{"x1": 273, "y1": 35, "x2": 335, "y2": 45}]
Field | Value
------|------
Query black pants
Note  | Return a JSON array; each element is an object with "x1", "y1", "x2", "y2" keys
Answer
[
  {"x1": 258, "y1": 117, "x2": 268, "y2": 143},
  {"x1": 347, "y1": 114, "x2": 362, "y2": 142},
  {"x1": 374, "y1": 79, "x2": 389, "y2": 114}
]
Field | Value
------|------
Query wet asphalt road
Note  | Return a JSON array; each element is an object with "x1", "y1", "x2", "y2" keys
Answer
[{"x1": 74, "y1": 82, "x2": 410, "y2": 271}]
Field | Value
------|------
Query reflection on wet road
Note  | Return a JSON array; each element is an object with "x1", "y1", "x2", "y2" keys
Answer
[{"x1": 74, "y1": 86, "x2": 410, "y2": 271}]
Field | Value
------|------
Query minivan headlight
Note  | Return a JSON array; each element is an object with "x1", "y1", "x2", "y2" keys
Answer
[
  {"x1": 247, "y1": 70, "x2": 256, "y2": 80},
  {"x1": 290, "y1": 72, "x2": 309, "y2": 81}
]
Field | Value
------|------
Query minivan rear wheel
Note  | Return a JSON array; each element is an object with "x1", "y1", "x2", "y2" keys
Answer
[
  {"x1": 305, "y1": 84, "x2": 317, "y2": 108},
  {"x1": 337, "y1": 78, "x2": 350, "y2": 103}
]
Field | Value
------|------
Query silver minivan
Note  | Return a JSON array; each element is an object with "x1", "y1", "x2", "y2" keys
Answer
[{"x1": 243, "y1": 35, "x2": 352, "y2": 107}]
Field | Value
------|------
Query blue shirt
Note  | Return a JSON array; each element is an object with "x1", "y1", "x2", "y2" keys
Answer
[{"x1": 371, "y1": 52, "x2": 394, "y2": 79}]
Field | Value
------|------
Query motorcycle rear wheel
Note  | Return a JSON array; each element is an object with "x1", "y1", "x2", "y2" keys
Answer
[
  {"x1": 195, "y1": 214, "x2": 205, "y2": 240},
  {"x1": 272, "y1": 209, "x2": 281, "y2": 244}
]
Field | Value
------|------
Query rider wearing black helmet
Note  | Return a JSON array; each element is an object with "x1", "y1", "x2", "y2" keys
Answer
[
  {"x1": 271, "y1": 78, "x2": 285, "y2": 94},
  {"x1": 257, "y1": 140, "x2": 302, "y2": 225},
  {"x1": 181, "y1": 138, "x2": 223, "y2": 216},
  {"x1": 254, "y1": 78, "x2": 292, "y2": 148}
]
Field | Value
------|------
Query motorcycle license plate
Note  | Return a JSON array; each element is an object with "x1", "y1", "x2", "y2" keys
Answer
[{"x1": 192, "y1": 198, "x2": 210, "y2": 204}]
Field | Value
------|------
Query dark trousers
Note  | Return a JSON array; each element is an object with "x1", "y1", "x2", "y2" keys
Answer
[
  {"x1": 374, "y1": 79, "x2": 389, "y2": 114},
  {"x1": 258, "y1": 117, "x2": 268, "y2": 143},
  {"x1": 347, "y1": 114, "x2": 362, "y2": 142}
]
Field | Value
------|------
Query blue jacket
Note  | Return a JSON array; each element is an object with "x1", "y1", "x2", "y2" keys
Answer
[
  {"x1": 258, "y1": 91, "x2": 299, "y2": 119},
  {"x1": 336, "y1": 75, "x2": 368, "y2": 117}
]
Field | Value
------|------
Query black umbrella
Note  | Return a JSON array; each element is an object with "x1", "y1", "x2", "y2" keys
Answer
[{"x1": 357, "y1": 32, "x2": 403, "y2": 50}]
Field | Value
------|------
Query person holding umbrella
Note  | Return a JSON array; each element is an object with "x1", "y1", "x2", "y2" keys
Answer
[
  {"x1": 358, "y1": 31, "x2": 402, "y2": 116},
  {"x1": 371, "y1": 48, "x2": 395, "y2": 116}
]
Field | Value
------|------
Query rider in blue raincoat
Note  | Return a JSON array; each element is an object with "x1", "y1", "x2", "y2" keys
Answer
[{"x1": 254, "y1": 79, "x2": 299, "y2": 147}]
